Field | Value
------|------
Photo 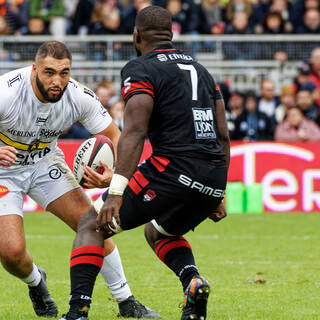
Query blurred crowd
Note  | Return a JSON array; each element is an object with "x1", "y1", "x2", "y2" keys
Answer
[{"x1": 0, "y1": 0, "x2": 320, "y2": 37}]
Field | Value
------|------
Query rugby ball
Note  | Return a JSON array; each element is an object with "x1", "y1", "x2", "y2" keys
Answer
[{"x1": 73, "y1": 135, "x2": 115, "y2": 186}]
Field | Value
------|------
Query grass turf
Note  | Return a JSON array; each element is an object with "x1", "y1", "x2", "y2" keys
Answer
[{"x1": 0, "y1": 212, "x2": 319, "y2": 319}]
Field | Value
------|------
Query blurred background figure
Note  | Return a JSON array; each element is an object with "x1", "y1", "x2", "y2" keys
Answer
[
  {"x1": 295, "y1": 89, "x2": 320, "y2": 125},
  {"x1": 258, "y1": 79, "x2": 280, "y2": 119},
  {"x1": 29, "y1": 0, "x2": 66, "y2": 36},
  {"x1": 109, "y1": 100, "x2": 124, "y2": 131},
  {"x1": 274, "y1": 107, "x2": 320, "y2": 141},
  {"x1": 309, "y1": 47, "x2": 320, "y2": 110},
  {"x1": 231, "y1": 91, "x2": 273, "y2": 141},
  {"x1": 95, "y1": 80, "x2": 119, "y2": 109},
  {"x1": 275, "y1": 85, "x2": 295, "y2": 124},
  {"x1": 296, "y1": 8, "x2": 320, "y2": 33}
]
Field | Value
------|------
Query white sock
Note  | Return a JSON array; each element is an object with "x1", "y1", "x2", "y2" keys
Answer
[
  {"x1": 100, "y1": 246, "x2": 132, "y2": 303},
  {"x1": 21, "y1": 264, "x2": 41, "y2": 287}
]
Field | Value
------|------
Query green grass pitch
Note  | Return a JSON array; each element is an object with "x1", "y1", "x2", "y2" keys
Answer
[{"x1": 0, "y1": 212, "x2": 319, "y2": 320}]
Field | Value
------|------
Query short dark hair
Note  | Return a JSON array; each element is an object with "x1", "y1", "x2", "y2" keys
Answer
[
  {"x1": 35, "y1": 41, "x2": 72, "y2": 62},
  {"x1": 135, "y1": 5, "x2": 172, "y2": 33}
]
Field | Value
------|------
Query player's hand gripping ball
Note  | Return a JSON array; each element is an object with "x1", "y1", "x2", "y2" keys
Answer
[{"x1": 73, "y1": 135, "x2": 115, "y2": 187}]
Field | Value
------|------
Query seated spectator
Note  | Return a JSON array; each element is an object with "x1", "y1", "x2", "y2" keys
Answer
[
  {"x1": 296, "y1": 89, "x2": 320, "y2": 125},
  {"x1": 71, "y1": 0, "x2": 96, "y2": 34},
  {"x1": 62, "y1": 0, "x2": 79, "y2": 33},
  {"x1": 296, "y1": 8, "x2": 320, "y2": 33},
  {"x1": 166, "y1": 0, "x2": 198, "y2": 35},
  {"x1": 224, "y1": 0, "x2": 253, "y2": 24},
  {"x1": 95, "y1": 80, "x2": 118, "y2": 109},
  {"x1": 267, "y1": 0, "x2": 294, "y2": 32},
  {"x1": 0, "y1": 15, "x2": 11, "y2": 34},
  {"x1": 29, "y1": 0, "x2": 66, "y2": 36},
  {"x1": 109, "y1": 100, "x2": 124, "y2": 131},
  {"x1": 255, "y1": 11, "x2": 289, "y2": 34},
  {"x1": 231, "y1": 92, "x2": 273, "y2": 140},
  {"x1": 26, "y1": 17, "x2": 48, "y2": 34},
  {"x1": 293, "y1": 0, "x2": 320, "y2": 30},
  {"x1": 258, "y1": 79, "x2": 280, "y2": 119},
  {"x1": 275, "y1": 85, "x2": 295, "y2": 124},
  {"x1": 274, "y1": 107, "x2": 320, "y2": 141},
  {"x1": 0, "y1": 0, "x2": 29, "y2": 35},
  {"x1": 89, "y1": 0, "x2": 122, "y2": 34},
  {"x1": 197, "y1": 0, "x2": 225, "y2": 34},
  {"x1": 223, "y1": 12, "x2": 258, "y2": 60},
  {"x1": 309, "y1": 47, "x2": 320, "y2": 110},
  {"x1": 227, "y1": 91, "x2": 245, "y2": 136}
]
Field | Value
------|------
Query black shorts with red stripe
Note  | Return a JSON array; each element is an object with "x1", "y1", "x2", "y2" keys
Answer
[{"x1": 102, "y1": 155, "x2": 227, "y2": 236}]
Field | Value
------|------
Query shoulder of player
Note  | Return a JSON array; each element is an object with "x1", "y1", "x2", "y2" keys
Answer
[
  {"x1": 0, "y1": 66, "x2": 30, "y2": 101},
  {"x1": 121, "y1": 58, "x2": 146, "y2": 74},
  {"x1": 66, "y1": 78, "x2": 99, "y2": 104}
]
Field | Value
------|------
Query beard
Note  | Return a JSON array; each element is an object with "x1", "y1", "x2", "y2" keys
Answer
[{"x1": 36, "y1": 74, "x2": 67, "y2": 103}]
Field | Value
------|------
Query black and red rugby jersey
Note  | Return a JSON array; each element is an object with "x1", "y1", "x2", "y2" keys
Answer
[{"x1": 121, "y1": 44, "x2": 225, "y2": 160}]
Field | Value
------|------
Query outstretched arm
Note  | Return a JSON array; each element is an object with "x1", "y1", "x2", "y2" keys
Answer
[{"x1": 97, "y1": 93, "x2": 154, "y2": 232}]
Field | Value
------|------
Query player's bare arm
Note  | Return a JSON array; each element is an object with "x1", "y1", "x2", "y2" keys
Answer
[
  {"x1": 97, "y1": 93, "x2": 154, "y2": 233},
  {"x1": 215, "y1": 97, "x2": 230, "y2": 169},
  {"x1": 82, "y1": 122, "x2": 121, "y2": 188},
  {"x1": 0, "y1": 146, "x2": 17, "y2": 166}
]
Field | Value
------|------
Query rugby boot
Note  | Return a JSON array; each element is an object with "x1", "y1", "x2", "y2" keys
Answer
[
  {"x1": 118, "y1": 295, "x2": 161, "y2": 318},
  {"x1": 28, "y1": 266, "x2": 58, "y2": 317},
  {"x1": 181, "y1": 276, "x2": 210, "y2": 320},
  {"x1": 58, "y1": 313, "x2": 88, "y2": 320}
]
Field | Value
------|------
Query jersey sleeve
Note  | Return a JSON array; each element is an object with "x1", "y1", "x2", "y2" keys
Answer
[
  {"x1": 121, "y1": 60, "x2": 155, "y2": 102},
  {"x1": 77, "y1": 85, "x2": 113, "y2": 134}
]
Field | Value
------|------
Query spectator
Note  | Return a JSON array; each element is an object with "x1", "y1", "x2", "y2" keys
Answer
[
  {"x1": 62, "y1": 0, "x2": 79, "y2": 33},
  {"x1": 109, "y1": 100, "x2": 124, "y2": 131},
  {"x1": 293, "y1": 0, "x2": 320, "y2": 30},
  {"x1": 258, "y1": 79, "x2": 280, "y2": 118},
  {"x1": 95, "y1": 80, "x2": 118, "y2": 109},
  {"x1": 296, "y1": 89, "x2": 320, "y2": 125},
  {"x1": 197, "y1": 0, "x2": 225, "y2": 34},
  {"x1": 227, "y1": 91, "x2": 245, "y2": 136},
  {"x1": 255, "y1": 11, "x2": 288, "y2": 34},
  {"x1": 274, "y1": 107, "x2": 320, "y2": 141},
  {"x1": 224, "y1": 0, "x2": 253, "y2": 24},
  {"x1": 166, "y1": 0, "x2": 198, "y2": 35},
  {"x1": 89, "y1": 0, "x2": 122, "y2": 34},
  {"x1": 0, "y1": 14, "x2": 11, "y2": 34},
  {"x1": 296, "y1": 8, "x2": 320, "y2": 33},
  {"x1": 275, "y1": 85, "x2": 295, "y2": 123},
  {"x1": 29, "y1": 0, "x2": 66, "y2": 36},
  {"x1": 71, "y1": 0, "x2": 96, "y2": 34},
  {"x1": 59, "y1": 122, "x2": 92, "y2": 140},
  {"x1": 267, "y1": 0, "x2": 294, "y2": 32},
  {"x1": 309, "y1": 47, "x2": 320, "y2": 110},
  {"x1": 223, "y1": 11, "x2": 257, "y2": 60},
  {"x1": 231, "y1": 92, "x2": 273, "y2": 140},
  {"x1": 0, "y1": 0, "x2": 29, "y2": 35}
]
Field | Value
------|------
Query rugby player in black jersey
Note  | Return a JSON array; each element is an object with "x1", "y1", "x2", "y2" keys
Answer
[{"x1": 60, "y1": 5, "x2": 230, "y2": 320}]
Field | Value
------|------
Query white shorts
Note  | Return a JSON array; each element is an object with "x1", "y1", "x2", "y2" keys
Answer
[{"x1": 0, "y1": 149, "x2": 79, "y2": 217}]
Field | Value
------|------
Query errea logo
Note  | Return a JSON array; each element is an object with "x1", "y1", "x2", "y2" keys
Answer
[{"x1": 157, "y1": 54, "x2": 168, "y2": 62}]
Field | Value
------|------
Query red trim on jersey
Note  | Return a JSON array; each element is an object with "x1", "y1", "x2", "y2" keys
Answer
[
  {"x1": 70, "y1": 255, "x2": 104, "y2": 268},
  {"x1": 153, "y1": 49, "x2": 176, "y2": 52},
  {"x1": 128, "y1": 178, "x2": 142, "y2": 195},
  {"x1": 155, "y1": 237, "x2": 192, "y2": 263},
  {"x1": 71, "y1": 246, "x2": 104, "y2": 258},
  {"x1": 128, "y1": 171, "x2": 149, "y2": 194},
  {"x1": 150, "y1": 156, "x2": 170, "y2": 172},
  {"x1": 122, "y1": 81, "x2": 154, "y2": 101}
]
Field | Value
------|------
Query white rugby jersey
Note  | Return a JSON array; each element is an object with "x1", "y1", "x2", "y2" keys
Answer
[{"x1": 0, "y1": 66, "x2": 112, "y2": 167}]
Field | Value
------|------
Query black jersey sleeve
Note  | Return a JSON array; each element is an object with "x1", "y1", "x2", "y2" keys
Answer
[{"x1": 121, "y1": 59, "x2": 155, "y2": 102}]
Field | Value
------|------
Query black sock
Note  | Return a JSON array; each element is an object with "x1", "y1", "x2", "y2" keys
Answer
[
  {"x1": 155, "y1": 236, "x2": 199, "y2": 291},
  {"x1": 68, "y1": 245, "x2": 104, "y2": 318}
]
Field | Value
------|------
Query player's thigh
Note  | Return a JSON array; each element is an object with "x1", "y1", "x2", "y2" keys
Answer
[
  {"x1": 152, "y1": 195, "x2": 222, "y2": 236},
  {"x1": 29, "y1": 153, "x2": 91, "y2": 231}
]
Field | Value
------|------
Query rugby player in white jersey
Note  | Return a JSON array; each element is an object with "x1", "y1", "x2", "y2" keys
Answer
[{"x1": 0, "y1": 41, "x2": 159, "y2": 319}]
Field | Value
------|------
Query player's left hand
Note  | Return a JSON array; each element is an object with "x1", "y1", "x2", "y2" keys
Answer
[
  {"x1": 208, "y1": 202, "x2": 227, "y2": 223},
  {"x1": 82, "y1": 160, "x2": 114, "y2": 188},
  {"x1": 96, "y1": 194, "x2": 122, "y2": 234}
]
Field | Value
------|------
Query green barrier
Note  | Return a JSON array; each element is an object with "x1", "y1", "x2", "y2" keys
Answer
[
  {"x1": 226, "y1": 182, "x2": 245, "y2": 214},
  {"x1": 245, "y1": 183, "x2": 263, "y2": 214},
  {"x1": 226, "y1": 182, "x2": 264, "y2": 214}
]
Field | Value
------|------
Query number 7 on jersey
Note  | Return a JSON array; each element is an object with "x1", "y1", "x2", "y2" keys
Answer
[{"x1": 177, "y1": 64, "x2": 198, "y2": 101}]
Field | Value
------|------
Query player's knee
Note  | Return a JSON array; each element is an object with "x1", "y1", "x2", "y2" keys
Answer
[
  {"x1": 144, "y1": 222, "x2": 162, "y2": 251},
  {"x1": 77, "y1": 206, "x2": 97, "y2": 234},
  {"x1": 0, "y1": 244, "x2": 26, "y2": 266}
]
